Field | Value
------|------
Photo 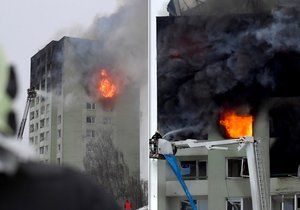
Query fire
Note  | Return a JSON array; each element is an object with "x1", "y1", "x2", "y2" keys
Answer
[
  {"x1": 219, "y1": 110, "x2": 253, "y2": 138},
  {"x1": 98, "y1": 69, "x2": 118, "y2": 99}
]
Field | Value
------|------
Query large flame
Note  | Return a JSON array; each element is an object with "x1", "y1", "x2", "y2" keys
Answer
[
  {"x1": 98, "y1": 69, "x2": 118, "y2": 99},
  {"x1": 219, "y1": 110, "x2": 253, "y2": 138}
]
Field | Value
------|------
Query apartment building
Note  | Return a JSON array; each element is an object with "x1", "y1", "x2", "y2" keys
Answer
[{"x1": 29, "y1": 37, "x2": 140, "y2": 176}]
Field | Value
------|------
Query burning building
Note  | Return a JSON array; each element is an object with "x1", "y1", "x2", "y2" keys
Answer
[
  {"x1": 29, "y1": 37, "x2": 140, "y2": 178},
  {"x1": 152, "y1": 2, "x2": 300, "y2": 210}
]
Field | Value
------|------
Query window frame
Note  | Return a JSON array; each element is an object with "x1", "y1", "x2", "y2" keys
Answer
[
  {"x1": 226, "y1": 157, "x2": 249, "y2": 178},
  {"x1": 86, "y1": 116, "x2": 95, "y2": 124},
  {"x1": 180, "y1": 159, "x2": 207, "y2": 180},
  {"x1": 226, "y1": 197, "x2": 243, "y2": 210}
]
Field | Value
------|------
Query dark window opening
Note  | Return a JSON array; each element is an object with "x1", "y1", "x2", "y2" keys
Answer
[
  {"x1": 227, "y1": 158, "x2": 249, "y2": 178},
  {"x1": 181, "y1": 200, "x2": 197, "y2": 210}
]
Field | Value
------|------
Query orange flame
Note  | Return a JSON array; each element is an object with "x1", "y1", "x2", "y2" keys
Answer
[
  {"x1": 219, "y1": 110, "x2": 253, "y2": 138},
  {"x1": 98, "y1": 69, "x2": 118, "y2": 99}
]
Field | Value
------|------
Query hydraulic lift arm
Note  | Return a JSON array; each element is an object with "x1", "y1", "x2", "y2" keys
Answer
[
  {"x1": 17, "y1": 87, "x2": 36, "y2": 140},
  {"x1": 149, "y1": 134, "x2": 270, "y2": 210}
]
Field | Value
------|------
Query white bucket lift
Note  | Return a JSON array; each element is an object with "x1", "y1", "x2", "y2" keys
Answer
[{"x1": 149, "y1": 134, "x2": 270, "y2": 210}]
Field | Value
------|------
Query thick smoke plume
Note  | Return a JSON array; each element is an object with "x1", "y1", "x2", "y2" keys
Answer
[
  {"x1": 157, "y1": 6, "x2": 300, "y2": 140},
  {"x1": 65, "y1": 0, "x2": 147, "y2": 101}
]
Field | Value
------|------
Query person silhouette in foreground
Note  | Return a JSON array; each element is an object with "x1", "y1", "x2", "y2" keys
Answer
[
  {"x1": 0, "y1": 47, "x2": 120, "y2": 210},
  {"x1": 124, "y1": 199, "x2": 132, "y2": 210}
]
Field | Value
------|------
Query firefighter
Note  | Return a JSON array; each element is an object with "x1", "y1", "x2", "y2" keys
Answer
[{"x1": 124, "y1": 199, "x2": 132, "y2": 210}]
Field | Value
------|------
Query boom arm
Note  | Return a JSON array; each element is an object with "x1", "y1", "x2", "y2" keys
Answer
[
  {"x1": 150, "y1": 134, "x2": 270, "y2": 210},
  {"x1": 17, "y1": 87, "x2": 36, "y2": 140}
]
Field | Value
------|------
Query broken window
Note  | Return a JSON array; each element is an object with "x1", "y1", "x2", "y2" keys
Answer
[
  {"x1": 227, "y1": 158, "x2": 249, "y2": 178},
  {"x1": 227, "y1": 198, "x2": 241, "y2": 210}
]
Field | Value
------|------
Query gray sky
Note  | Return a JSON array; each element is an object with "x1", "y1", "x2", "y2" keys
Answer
[{"x1": 0, "y1": 0, "x2": 119, "y2": 138}]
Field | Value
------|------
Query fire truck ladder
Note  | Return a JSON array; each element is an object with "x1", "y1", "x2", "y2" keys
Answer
[
  {"x1": 150, "y1": 135, "x2": 271, "y2": 210},
  {"x1": 246, "y1": 141, "x2": 270, "y2": 210},
  {"x1": 17, "y1": 87, "x2": 36, "y2": 140}
]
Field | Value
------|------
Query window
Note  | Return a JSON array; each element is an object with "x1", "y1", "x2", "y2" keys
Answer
[
  {"x1": 103, "y1": 117, "x2": 112, "y2": 125},
  {"x1": 227, "y1": 158, "x2": 249, "y2": 178},
  {"x1": 36, "y1": 97, "x2": 39, "y2": 105},
  {"x1": 41, "y1": 106, "x2": 45, "y2": 115},
  {"x1": 86, "y1": 129, "x2": 95, "y2": 138},
  {"x1": 86, "y1": 102, "x2": 96, "y2": 110},
  {"x1": 198, "y1": 161, "x2": 207, "y2": 178},
  {"x1": 39, "y1": 147, "x2": 44, "y2": 154},
  {"x1": 181, "y1": 161, "x2": 196, "y2": 178},
  {"x1": 35, "y1": 110, "x2": 39, "y2": 118},
  {"x1": 29, "y1": 137, "x2": 34, "y2": 145},
  {"x1": 57, "y1": 115, "x2": 61, "y2": 124},
  {"x1": 35, "y1": 136, "x2": 38, "y2": 144},
  {"x1": 40, "y1": 119, "x2": 45, "y2": 128},
  {"x1": 46, "y1": 104, "x2": 50, "y2": 113},
  {"x1": 227, "y1": 198, "x2": 241, "y2": 210},
  {"x1": 46, "y1": 131, "x2": 49, "y2": 141},
  {"x1": 58, "y1": 129, "x2": 61, "y2": 138},
  {"x1": 30, "y1": 124, "x2": 34, "y2": 133},
  {"x1": 30, "y1": 100, "x2": 35, "y2": 107},
  {"x1": 45, "y1": 146, "x2": 48, "y2": 154},
  {"x1": 181, "y1": 160, "x2": 207, "y2": 180},
  {"x1": 46, "y1": 118, "x2": 49, "y2": 127},
  {"x1": 35, "y1": 123, "x2": 39, "y2": 131},
  {"x1": 86, "y1": 116, "x2": 95, "y2": 124},
  {"x1": 181, "y1": 200, "x2": 197, "y2": 210},
  {"x1": 58, "y1": 144, "x2": 61, "y2": 151},
  {"x1": 30, "y1": 111, "x2": 34, "y2": 120},
  {"x1": 40, "y1": 133, "x2": 44, "y2": 142}
]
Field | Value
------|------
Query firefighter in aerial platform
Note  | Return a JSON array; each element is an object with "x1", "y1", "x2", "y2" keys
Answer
[{"x1": 0, "y1": 46, "x2": 120, "y2": 210}]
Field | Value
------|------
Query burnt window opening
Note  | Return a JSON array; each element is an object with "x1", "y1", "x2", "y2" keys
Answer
[
  {"x1": 268, "y1": 51, "x2": 300, "y2": 97},
  {"x1": 269, "y1": 103, "x2": 300, "y2": 177},
  {"x1": 227, "y1": 158, "x2": 249, "y2": 178}
]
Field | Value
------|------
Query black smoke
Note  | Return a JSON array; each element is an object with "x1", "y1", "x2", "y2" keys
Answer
[{"x1": 157, "y1": 7, "x2": 300, "y2": 140}]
